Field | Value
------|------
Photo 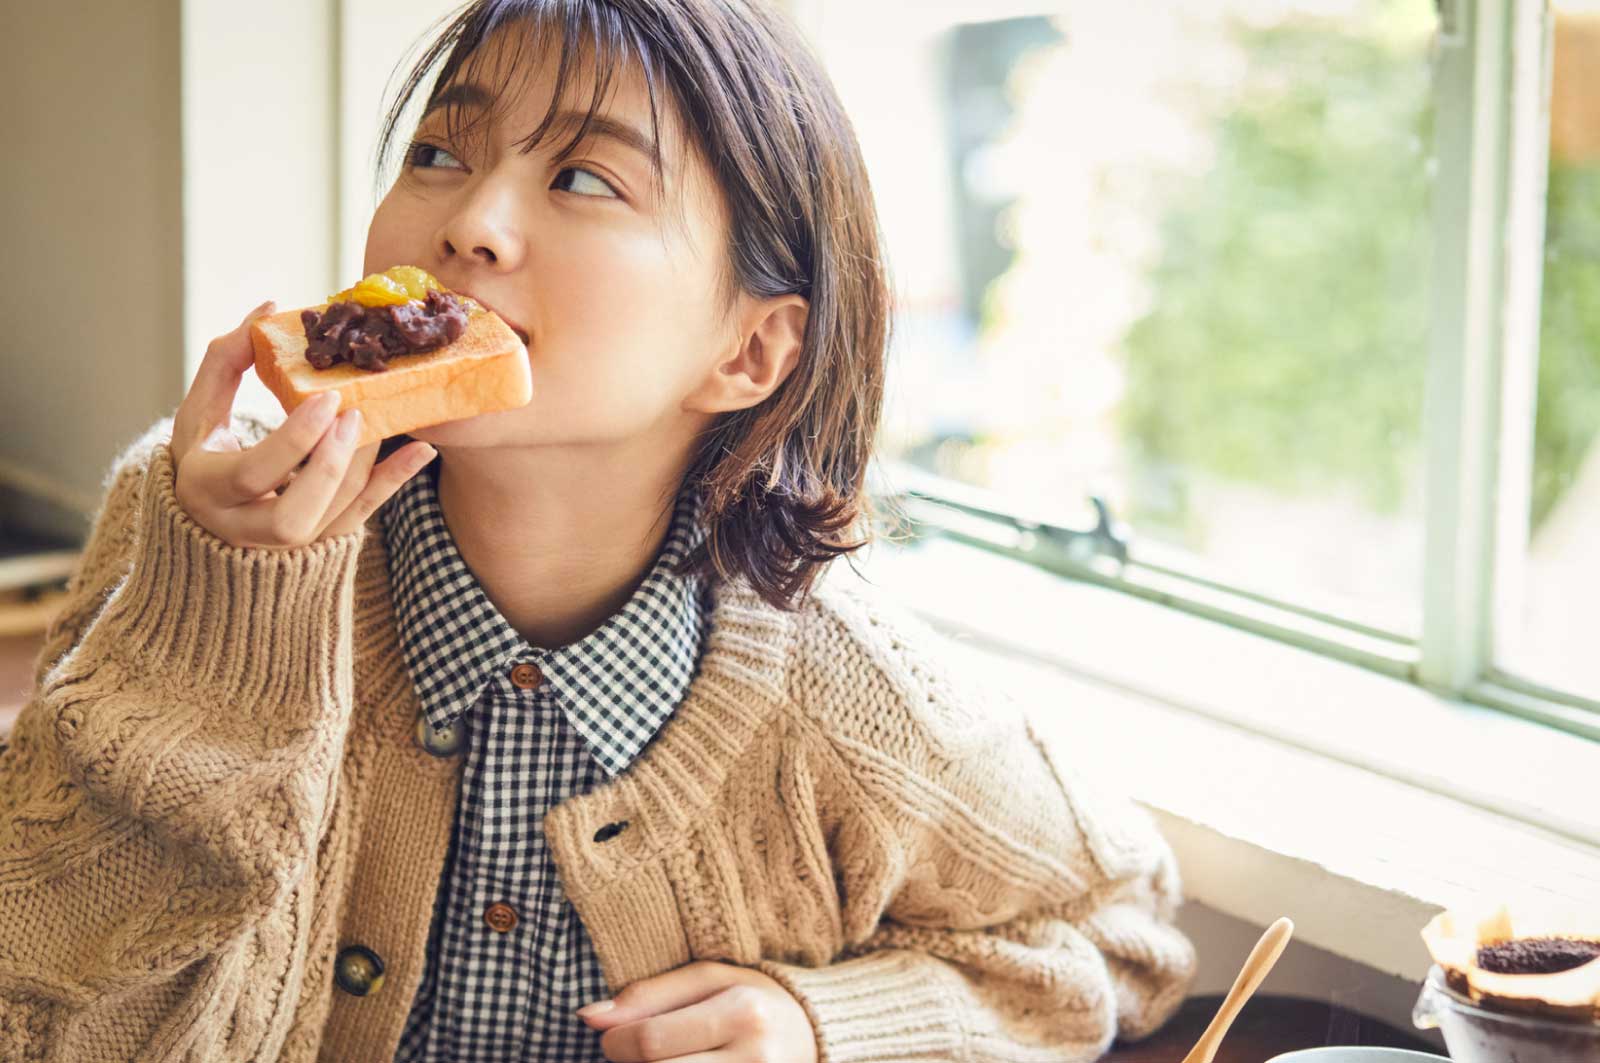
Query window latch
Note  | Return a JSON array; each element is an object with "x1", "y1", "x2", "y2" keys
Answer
[{"x1": 877, "y1": 462, "x2": 1132, "y2": 573}]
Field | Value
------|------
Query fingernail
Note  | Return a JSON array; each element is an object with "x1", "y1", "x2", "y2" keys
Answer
[
  {"x1": 245, "y1": 299, "x2": 276, "y2": 323},
  {"x1": 307, "y1": 392, "x2": 339, "y2": 417},
  {"x1": 336, "y1": 409, "x2": 361, "y2": 442},
  {"x1": 577, "y1": 1000, "x2": 614, "y2": 1018}
]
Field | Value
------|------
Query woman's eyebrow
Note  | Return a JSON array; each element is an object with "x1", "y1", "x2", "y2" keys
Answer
[
  {"x1": 423, "y1": 83, "x2": 664, "y2": 177},
  {"x1": 424, "y1": 82, "x2": 497, "y2": 117},
  {"x1": 539, "y1": 111, "x2": 665, "y2": 178}
]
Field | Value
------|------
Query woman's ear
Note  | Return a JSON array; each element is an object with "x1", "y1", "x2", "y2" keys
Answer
[{"x1": 684, "y1": 294, "x2": 808, "y2": 414}]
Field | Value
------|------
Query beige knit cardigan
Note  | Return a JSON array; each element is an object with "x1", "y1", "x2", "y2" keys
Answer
[{"x1": 0, "y1": 414, "x2": 1195, "y2": 1062}]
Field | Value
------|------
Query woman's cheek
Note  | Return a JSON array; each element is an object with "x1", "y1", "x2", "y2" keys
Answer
[{"x1": 563, "y1": 363, "x2": 668, "y2": 437}]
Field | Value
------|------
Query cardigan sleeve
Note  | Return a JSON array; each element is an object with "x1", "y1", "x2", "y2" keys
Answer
[
  {"x1": 0, "y1": 416, "x2": 365, "y2": 1055},
  {"x1": 757, "y1": 594, "x2": 1196, "y2": 1062}
]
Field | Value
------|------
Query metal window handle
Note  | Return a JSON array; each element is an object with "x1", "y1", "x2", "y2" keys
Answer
[
  {"x1": 1041, "y1": 495, "x2": 1130, "y2": 568},
  {"x1": 886, "y1": 469, "x2": 1132, "y2": 572}
]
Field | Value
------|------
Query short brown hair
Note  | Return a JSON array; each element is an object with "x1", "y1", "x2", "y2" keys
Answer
[{"x1": 375, "y1": 0, "x2": 892, "y2": 610}]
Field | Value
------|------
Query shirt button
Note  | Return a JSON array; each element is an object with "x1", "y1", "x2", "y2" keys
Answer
[
  {"x1": 414, "y1": 710, "x2": 466, "y2": 758},
  {"x1": 333, "y1": 944, "x2": 385, "y2": 997},
  {"x1": 484, "y1": 902, "x2": 519, "y2": 934},
  {"x1": 509, "y1": 662, "x2": 544, "y2": 689}
]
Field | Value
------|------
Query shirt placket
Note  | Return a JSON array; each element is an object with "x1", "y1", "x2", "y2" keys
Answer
[
  {"x1": 384, "y1": 470, "x2": 708, "y2": 1063},
  {"x1": 460, "y1": 679, "x2": 542, "y2": 1059}
]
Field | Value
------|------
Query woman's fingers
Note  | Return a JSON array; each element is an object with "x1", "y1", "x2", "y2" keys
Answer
[
  {"x1": 165, "y1": 300, "x2": 441, "y2": 549},
  {"x1": 171, "y1": 316, "x2": 438, "y2": 546},
  {"x1": 321, "y1": 441, "x2": 437, "y2": 539},
  {"x1": 596, "y1": 992, "x2": 733, "y2": 1062},
  {"x1": 267, "y1": 409, "x2": 365, "y2": 542},
  {"x1": 204, "y1": 393, "x2": 343, "y2": 507},
  {"x1": 308, "y1": 440, "x2": 381, "y2": 535},
  {"x1": 185, "y1": 431, "x2": 433, "y2": 551},
  {"x1": 176, "y1": 398, "x2": 343, "y2": 547},
  {"x1": 172, "y1": 300, "x2": 276, "y2": 461},
  {"x1": 581, "y1": 961, "x2": 743, "y2": 1035}
]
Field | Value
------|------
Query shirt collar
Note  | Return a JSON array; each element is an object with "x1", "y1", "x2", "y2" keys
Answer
[{"x1": 381, "y1": 460, "x2": 709, "y2": 777}]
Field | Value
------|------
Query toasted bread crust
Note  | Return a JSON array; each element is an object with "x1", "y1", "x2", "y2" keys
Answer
[{"x1": 249, "y1": 304, "x2": 532, "y2": 447}]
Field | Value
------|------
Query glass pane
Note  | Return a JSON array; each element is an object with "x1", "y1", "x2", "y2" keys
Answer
[
  {"x1": 1501, "y1": 1, "x2": 1600, "y2": 699},
  {"x1": 816, "y1": 0, "x2": 1436, "y2": 634}
]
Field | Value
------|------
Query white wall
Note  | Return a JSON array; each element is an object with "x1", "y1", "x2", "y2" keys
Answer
[
  {"x1": 337, "y1": 0, "x2": 463, "y2": 287},
  {"x1": 180, "y1": 0, "x2": 341, "y2": 423}
]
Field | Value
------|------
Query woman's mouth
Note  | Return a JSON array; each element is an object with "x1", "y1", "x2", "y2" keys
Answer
[{"x1": 458, "y1": 291, "x2": 530, "y2": 347}]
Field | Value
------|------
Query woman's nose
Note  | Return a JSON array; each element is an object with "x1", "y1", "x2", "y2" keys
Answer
[{"x1": 437, "y1": 178, "x2": 526, "y2": 270}]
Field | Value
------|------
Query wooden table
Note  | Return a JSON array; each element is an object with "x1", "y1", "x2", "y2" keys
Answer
[{"x1": 1105, "y1": 992, "x2": 1440, "y2": 1061}]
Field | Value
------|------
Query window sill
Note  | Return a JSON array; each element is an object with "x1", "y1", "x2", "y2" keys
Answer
[{"x1": 849, "y1": 536, "x2": 1600, "y2": 981}]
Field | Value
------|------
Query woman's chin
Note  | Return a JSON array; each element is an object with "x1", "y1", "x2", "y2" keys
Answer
[{"x1": 407, "y1": 410, "x2": 522, "y2": 448}]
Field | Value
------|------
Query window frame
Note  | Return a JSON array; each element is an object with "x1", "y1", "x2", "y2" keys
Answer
[{"x1": 795, "y1": 0, "x2": 1600, "y2": 738}]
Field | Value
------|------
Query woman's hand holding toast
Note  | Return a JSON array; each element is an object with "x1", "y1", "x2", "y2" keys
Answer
[{"x1": 170, "y1": 300, "x2": 437, "y2": 548}]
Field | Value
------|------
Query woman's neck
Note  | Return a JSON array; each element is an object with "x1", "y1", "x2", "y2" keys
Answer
[{"x1": 433, "y1": 438, "x2": 692, "y2": 649}]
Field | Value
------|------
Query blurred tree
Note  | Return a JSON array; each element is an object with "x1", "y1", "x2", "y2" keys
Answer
[
  {"x1": 1119, "y1": 15, "x2": 1431, "y2": 530},
  {"x1": 1534, "y1": 164, "x2": 1600, "y2": 528},
  {"x1": 1118, "y1": 8, "x2": 1600, "y2": 533}
]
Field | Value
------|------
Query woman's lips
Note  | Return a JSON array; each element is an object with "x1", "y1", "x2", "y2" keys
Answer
[{"x1": 459, "y1": 291, "x2": 529, "y2": 347}]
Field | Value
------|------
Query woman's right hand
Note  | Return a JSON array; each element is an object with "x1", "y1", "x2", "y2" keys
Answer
[{"x1": 170, "y1": 300, "x2": 438, "y2": 549}]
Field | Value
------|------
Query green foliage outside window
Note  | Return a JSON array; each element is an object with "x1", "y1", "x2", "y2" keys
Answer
[
  {"x1": 1118, "y1": 13, "x2": 1600, "y2": 534},
  {"x1": 1536, "y1": 164, "x2": 1600, "y2": 528}
]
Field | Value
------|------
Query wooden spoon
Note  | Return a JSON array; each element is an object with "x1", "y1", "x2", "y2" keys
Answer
[{"x1": 1180, "y1": 916, "x2": 1296, "y2": 1063}]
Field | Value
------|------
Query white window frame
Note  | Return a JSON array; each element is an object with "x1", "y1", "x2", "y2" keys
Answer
[
  {"x1": 1423, "y1": 0, "x2": 1600, "y2": 736},
  {"x1": 795, "y1": 0, "x2": 1600, "y2": 741}
]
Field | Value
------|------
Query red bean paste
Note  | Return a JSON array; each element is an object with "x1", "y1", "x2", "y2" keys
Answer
[{"x1": 302, "y1": 289, "x2": 468, "y2": 372}]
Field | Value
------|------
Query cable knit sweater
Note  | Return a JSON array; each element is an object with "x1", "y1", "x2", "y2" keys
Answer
[{"x1": 0, "y1": 414, "x2": 1195, "y2": 1062}]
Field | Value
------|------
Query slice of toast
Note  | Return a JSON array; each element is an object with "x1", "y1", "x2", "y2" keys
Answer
[{"x1": 250, "y1": 304, "x2": 532, "y2": 448}]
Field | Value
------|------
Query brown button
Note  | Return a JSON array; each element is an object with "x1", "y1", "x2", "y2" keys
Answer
[
  {"x1": 509, "y1": 663, "x2": 544, "y2": 689},
  {"x1": 484, "y1": 902, "x2": 519, "y2": 933}
]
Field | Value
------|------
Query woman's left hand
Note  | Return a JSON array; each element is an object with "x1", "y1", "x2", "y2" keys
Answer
[{"x1": 577, "y1": 960, "x2": 818, "y2": 1062}]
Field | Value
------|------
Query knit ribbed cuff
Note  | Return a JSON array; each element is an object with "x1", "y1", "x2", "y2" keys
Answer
[
  {"x1": 100, "y1": 443, "x2": 368, "y2": 707},
  {"x1": 756, "y1": 951, "x2": 966, "y2": 1062}
]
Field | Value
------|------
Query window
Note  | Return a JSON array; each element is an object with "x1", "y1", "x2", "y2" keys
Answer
[{"x1": 796, "y1": 0, "x2": 1600, "y2": 736}]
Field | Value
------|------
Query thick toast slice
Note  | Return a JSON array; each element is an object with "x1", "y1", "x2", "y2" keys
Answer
[{"x1": 250, "y1": 304, "x2": 532, "y2": 448}]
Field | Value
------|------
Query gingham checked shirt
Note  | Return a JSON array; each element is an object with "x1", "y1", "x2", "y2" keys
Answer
[{"x1": 383, "y1": 460, "x2": 709, "y2": 1062}]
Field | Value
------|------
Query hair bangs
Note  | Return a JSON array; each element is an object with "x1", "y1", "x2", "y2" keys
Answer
[{"x1": 375, "y1": 1, "x2": 673, "y2": 209}]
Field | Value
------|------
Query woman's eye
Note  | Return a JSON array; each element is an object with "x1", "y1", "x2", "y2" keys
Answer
[
  {"x1": 552, "y1": 166, "x2": 619, "y2": 199},
  {"x1": 408, "y1": 143, "x2": 464, "y2": 170}
]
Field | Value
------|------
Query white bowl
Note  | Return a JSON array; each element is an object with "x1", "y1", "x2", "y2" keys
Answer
[{"x1": 1268, "y1": 1049, "x2": 1448, "y2": 1062}]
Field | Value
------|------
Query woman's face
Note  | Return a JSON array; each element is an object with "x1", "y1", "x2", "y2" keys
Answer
[{"x1": 363, "y1": 29, "x2": 735, "y2": 451}]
